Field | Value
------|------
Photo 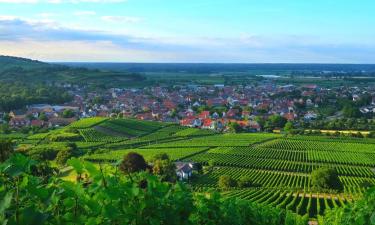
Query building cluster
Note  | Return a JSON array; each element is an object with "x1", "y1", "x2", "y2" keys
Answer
[{"x1": 2, "y1": 82, "x2": 375, "y2": 131}]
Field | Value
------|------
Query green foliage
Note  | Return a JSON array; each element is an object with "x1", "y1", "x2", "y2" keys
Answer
[
  {"x1": 343, "y1": 104, "x2": 361, "y2": 118},
  {"x1": 152, "y1": 152, "x2": 170, "y2": 162},
  {"x1": 152, "y1": 155, "x2": 177, "y2": 182},
  {"x1": 38, "y1": 112, "x2": 48, "y2": 122},
  {"x1": 119, "y1": 152, "x2": 148, "y2": 174},
  {"x1": 56, "y1": 149, "x2": 73, "y2": 166},
  {"x1": 266, "y1": 115, "x2": 287, "y2": 130},
  {"x1": 311, "y1": 167, "x2": 342, "y2": 191},
  {"x1": 228, "y1": 122, "x2": 242, "y2": 133},
  {"x1": 0, "y1": 154, "x2": 309, "y2": 225},
  {"x1": 284, "y1": 121, "x2": 293, "y2": 133},
  {"x1": 68, "y1": 117, "x2": 108, "y2": 129},
  {"x1": 238, "y1": 176, "x2": 253, "y2": 188},
  {"x1": 218, "y1": 175, "x2": 237, "y2": 190},
  {"x1": 26, "y1": 142, "x2": 78, "y2": 162},
  {"x1": 319, "y1": 187, "x2": 375, "y2": 225},
  {"x1": 0, "y1": 140, "x2": 13, "y2": 162},
  {"x1": 62, "y1": 109, "x2": 75, "y2": 118}
]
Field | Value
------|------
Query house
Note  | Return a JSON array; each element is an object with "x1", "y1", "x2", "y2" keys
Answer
[
  {"x1": 180, "y1": 118, "x2": 194, "y2": 127},
  {"x1": 283, "y1": 112, "x2": 297, "y2": 121},
  {"x1": 192, "y1": 118, "x2": 202, "y2": 127},
  {"x1": 202, "y1": 118, "x2": 214, "y2": 129},
  {"x1": 9, "y1": 117, "x2": 30, "y2": 128},
  {"x1": 304, "y1": 112, "x2": 318, "y2": 121},
  {"x1": 30, "y1": 119, "x2": 45, "y2": 127},
  {"x1": 175, "y1": 162, "x2": 194, "y2": 180},
  {"x1": 198, "y1": 111, "x2": 210, "y2": 119}
]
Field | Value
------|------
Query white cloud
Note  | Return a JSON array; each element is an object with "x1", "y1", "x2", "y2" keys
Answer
[
  {"x1": 101, "y1": 16, "x2": 141, "y2": 23},
  {"x1": 73, "y1": 11, "x2": 96, "y2": 16},
  {"x1": 0, "y1": 15, "x2": 374, "y2": 63}
]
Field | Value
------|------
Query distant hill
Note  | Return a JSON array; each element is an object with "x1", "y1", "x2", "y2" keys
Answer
[{"x1": 0, "y1": 55, "x2": 145, "y2": 87}]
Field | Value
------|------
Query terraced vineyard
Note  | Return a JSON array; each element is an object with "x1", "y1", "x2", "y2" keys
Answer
[
  {"x1": 187, "y1": 136, "x2": 375, "y2": 218},
  {"x1": 85, "y1": 147, "x2": 209, "y2": 162},
  {"x1": 17, "y1": 117, "x2": 375, "y2": 220}
]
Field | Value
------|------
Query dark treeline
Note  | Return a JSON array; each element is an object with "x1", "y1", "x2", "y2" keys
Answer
[{"x1": 0, "y1": 82, "x2": 72, "y2": 112}]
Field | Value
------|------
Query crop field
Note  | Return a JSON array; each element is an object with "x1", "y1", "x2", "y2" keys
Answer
[
  {"x1": 145, "y1": 133, "x2": 278, "y2": 148},
  {"x1": 84, "y1": 147, "x2": 209, "y2": 162},
  {"x1": 186, "y1": 136, "x2": 375, "y2": 218},
  {"x1": 98, "y1": 119, "x2": 165, "y2": 137},
  {"x1": 16, "y1": 118, "x2": 375, "y2": 220},
  {"x1": 67, "y1": 117, "x2": 108, "y2": 129}
]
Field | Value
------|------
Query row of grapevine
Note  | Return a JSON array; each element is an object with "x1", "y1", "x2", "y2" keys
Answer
[
  {"x1": 259, "y1": 139, "x2": 375, "y2": 154},
  {"x1": 222, "y1": 189, "x2": 350, "y2": 218},
  {"x1": 67, "y1": 117, "x2": 108, "y2": 129},
  {"x1": 186, "y1": 152, "x2": 374, "y2": 177},
  {"x1": 79, "y1": 128, "x2": 127, "y2": 142},
  {"x1": 84, "y1": 147, "x2": 209, "y2": 162},
  {"x1": 193, "y1": 167, "x2": 310, "y2": 189},
  {"x1": 146, "y1": 133, "x2": 278, "y2": 148},
  {"x1": 209, "y1": 146, "x2": 375, "y2": 166}
]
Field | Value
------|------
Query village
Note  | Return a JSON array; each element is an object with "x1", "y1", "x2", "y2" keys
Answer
[{"x1": 2, "y1": 81, "x2": 375, "y2": 133}]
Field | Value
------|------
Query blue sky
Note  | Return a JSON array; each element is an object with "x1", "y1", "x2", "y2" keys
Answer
[{"x1": 0, "y1": 0, "x2": 374, "y2": 63}]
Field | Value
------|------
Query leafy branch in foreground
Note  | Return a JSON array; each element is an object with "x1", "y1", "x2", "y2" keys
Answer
[{"x1": 0, "y1": 154, "x2": 309, "y2": 225}]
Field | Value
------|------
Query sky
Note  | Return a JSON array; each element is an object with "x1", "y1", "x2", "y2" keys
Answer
[{"x1": 0, "y1": 0, "x2": 374, "y2": 63}]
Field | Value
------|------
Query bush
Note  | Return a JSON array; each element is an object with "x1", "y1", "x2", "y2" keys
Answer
[
  {"x1": 0, "y1": 154, "x2": 309, "y2": 225},
  {"x1": 152, "y1": 158, "x2": 177, "y2": 182},
  {"x1": 311, "y1": 167, "x2": 342, "y2": 191},
  {"x1": 218, "y1": 175, "x2": 237, "y2": 190},
  {"x1": 56, "y1": 149, "x2": 73, "y2": 166},
  {"x1": 319, "y1": 187, "x2": 375, "y2": 225},
  {"x1": 120, "y1": 152, "x2": 148, "y2": 174},
  {"x1": 238, "y1": 176, "x2": 253, "y2": 188}
]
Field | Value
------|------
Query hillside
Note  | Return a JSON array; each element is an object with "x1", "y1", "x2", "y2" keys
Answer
[
  {"x1": 1, "y1": 117, "x2": 374, "y2": 222},
  {"x1": 0, "y1": 55, "x2": 145, "y2": 87}
]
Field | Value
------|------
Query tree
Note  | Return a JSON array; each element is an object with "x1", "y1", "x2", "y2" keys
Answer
[
  {"x1": 0, "y1": 140, "x2": 13, "y2": 162},
  {"x1": 39, "y1": 112, "x2": 48, "y2": 121},
  {"x1": 152, "y1": 152, "x2": 169, "y2": 162},
  {"x1": 284, "y1": 121, "x2": 293, "y2": 134},
  {"x1": 56, "y1": 149, "x2": 73, "y2": 166},
  {"x1": 62, "y1": 109, "x2": 75, "y2": 118},
  {"x1": 0, "y1": 124, "x2": 10, "y2": 134},
  {"x1": 152, "y1": 155, "x2": 177, "y2": 182},
  {"x1": 266, "y1": 115, "x2": 287, "y2": 130},
  {"x1": 319, "y1": 187, "x2": 375, "y2": 225},
  {"x1": 228, "y1": 122, "x2": 242, "y2": 133},
  {"x1": 311, "y1": 167, "x2": 342, "y2": 191},
  {"x1": 238, "y1": 176, "x2": 253, "y2": 188},
  {"x1": 343, "y1": 105, "x2": 360, "y2": 118},
  {"x1": 194, "y1": 163, "x2": 203, "y2": 174},
  {"x1": 119, "y1": 152, "x2": 148, "y2": 174},
  {"x1": 218, "y1": 175, "x2": 237, "y2": 190},
  {"x1": 2, "y1": 113, "x2": 11, "y2": 123}
]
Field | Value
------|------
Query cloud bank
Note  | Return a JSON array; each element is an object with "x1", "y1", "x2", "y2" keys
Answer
[{"x1": 0, "y1": 16, "x2": 374, "y2": 63}]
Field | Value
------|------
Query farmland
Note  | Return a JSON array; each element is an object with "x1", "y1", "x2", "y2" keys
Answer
[{"x1": 8, "y1": 117, "x2": 375, "y2": 221}]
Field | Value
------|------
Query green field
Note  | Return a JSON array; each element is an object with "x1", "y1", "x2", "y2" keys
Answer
[{"x1": 14, "y1": 117, "x2": 375, "y2": 220}]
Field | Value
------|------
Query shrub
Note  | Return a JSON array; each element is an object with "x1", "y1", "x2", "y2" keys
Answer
[
  {"x1": 120, "y1": 152, "x2": 148, "y2": 174},
  {"x1": 218, "y1": 175, "x2": 237, "y2": 190},
  {"x1": 56, "y1": 149, "x2": 73, "y2": 166},
  {"x1": 238, "y1": 176, "x2": 253, "y2": 188},
  {"x1": 311, "y1": 167, "x2": 342, "y2": 191}
]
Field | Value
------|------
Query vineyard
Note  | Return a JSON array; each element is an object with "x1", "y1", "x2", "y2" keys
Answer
[{"x1": 13, "y1": 117, "x2": 375, "y2": 220}]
